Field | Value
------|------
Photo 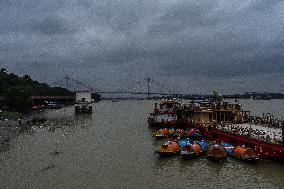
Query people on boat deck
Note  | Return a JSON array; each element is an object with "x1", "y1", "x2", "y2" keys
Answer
[
  {"x1": 201, "y1": 123, "x2": 282, "y2": 145},
  {"x1": 248, "y1": 116, "x2": 283, "y2": 128}
]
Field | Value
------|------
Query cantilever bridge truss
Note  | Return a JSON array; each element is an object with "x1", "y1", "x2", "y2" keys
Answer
[{"x1": 50, "y1": 75, "x2": 179, "y2": 98}]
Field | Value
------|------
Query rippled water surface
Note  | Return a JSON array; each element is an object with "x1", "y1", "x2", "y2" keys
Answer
[{"x1": 1, "y1": 100, "x2": 284, "y2": 189}]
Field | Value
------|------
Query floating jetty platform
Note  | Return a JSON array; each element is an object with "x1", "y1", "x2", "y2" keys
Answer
[{"x1": 75, "y1": 91, "x2": 93, "y2": 114}]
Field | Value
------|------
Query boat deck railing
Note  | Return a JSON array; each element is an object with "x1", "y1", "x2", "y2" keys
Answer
[
  {"x1": 184, "y1": 106, "x2": 239, "y2": 112},
  {"x1": 245, "y1": 114, "x2": 284, "y2": 128},
  {"x1": 215, "y1": 124, "x2": 283, "y2": 146}
]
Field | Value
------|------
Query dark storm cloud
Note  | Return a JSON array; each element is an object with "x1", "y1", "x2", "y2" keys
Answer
[{"x1": 0, "y1": 0, "x2": 284, "y2": 93}]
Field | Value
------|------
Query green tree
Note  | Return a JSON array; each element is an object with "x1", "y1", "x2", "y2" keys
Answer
[
  {"x1": 3, "y1": 86, "x2": 32, "y2": 113},
  {"x1": 0, "y1": 68, "x2": 7, "y2": 73}
]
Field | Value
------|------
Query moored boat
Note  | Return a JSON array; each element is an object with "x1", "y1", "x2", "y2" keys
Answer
[
  {"x1": 168, "y1": 128, "x2": 175, "y2": 135},
  {"x1": 180, "y1": 141, "x2": 205, "y2": 160},
  {"x1": 176, "y1": 137, "x2": 191, "y2": 148},
  {"x1": 148, "y1": 99, "x2": 181, "y2": 128},
  {"x1": 196, "y1": 140, "x2": 208, "y2": 151},
  {"x1": 187, "y1": 128, "x2": 203, "y2": 140},
  {"x1": 222, "y1": 142, "x2": 235, "y2": 154},
  {"x1": 232, "y1": 146, "x2": 259, "y2": 162},
  {"x1": 205, "y1": 129, "x2": 284, "y2": 161},
  {"x1": 207, "y1": 143, "x2": 227, "y2": 162},
  {"x1": 153, "y1": 132, "x2": 167, "y2": 139},
  {"x1": 153, "y1": 128, "x2": 170, "y2": 139},
  {"x1": 155, "y1": 141, "x2": 180, "y2": 157},
  {"x1": 173, "y1": 129, "x2": 186, "y2": 138},
  {"x1": 149, "y1": 95, "x2": 284, "y2": 161}
]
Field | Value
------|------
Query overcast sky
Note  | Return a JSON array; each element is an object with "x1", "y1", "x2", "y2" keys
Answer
[{"x1": 0, "y1": 0, "x2": 284, "y2": 94}]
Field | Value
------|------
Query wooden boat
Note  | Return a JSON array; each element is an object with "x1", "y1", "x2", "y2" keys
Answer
[
  {"x1": 187, "y1": 128, "x2": 203, "y2": 139},
  {"x1": 207, "y1": 143, "x2": 227, "y2": 162},
  {"x1": 180, "y1": 143, "x2": 201, "y2": 160},
  {"x1": 153, "y1": 128, "x2": 170, "y2": 139},
  {"x1": 155, "y1": 141, "x2": 180, "y2": 157},
  {"x1": 153, "y1": 132, "x2": 167, "y2": 139},
  {"x1": 222, "y1": 142, "x2": 235, "y2": 154},
  {"x1": 177, "y1": 137, "x2": 191, "y2": 148},
  {"x1": 196, "y1": 140, "x2": 208, "y2": 151},
  {"x1": 173, "y1": 129, "x2": 186, "y2": 138},
  {"x1": 232, "y1": 146, "x2": 259, "y2": 162},
  {"x1": 205, "y1": 129, "x2": 284, "y2": 161},
  {"x1": 180, "y1": 140, "x2": 207, "y2": 160},
  {"x1": 168, "y1": 128, "x2": 175, "y2": 135}
]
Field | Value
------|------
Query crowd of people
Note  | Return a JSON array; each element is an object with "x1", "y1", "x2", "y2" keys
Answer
[
  {"x1": 217, "y1": 123, "x2": 283, "y2": 145},
  {"x1": 244, "y1": 115, "x2": 283, "y2": 128}
]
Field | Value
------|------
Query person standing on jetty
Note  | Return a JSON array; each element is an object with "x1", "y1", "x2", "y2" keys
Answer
[{"x1": 18, "y1": 118, "x2": 22, "y2": 126}]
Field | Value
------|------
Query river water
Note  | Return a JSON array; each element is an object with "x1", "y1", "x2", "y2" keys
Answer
[{"x1": 0, "y1": 99, "x2": 284, "y2": 189}]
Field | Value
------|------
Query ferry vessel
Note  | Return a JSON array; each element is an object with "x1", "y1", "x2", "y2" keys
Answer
[
  {"x1": 149, "y1": 96, "x2": 284, "y2": 161},
  {"x1": 148, "y1": 99, "x2": 180, "y2": 127}
]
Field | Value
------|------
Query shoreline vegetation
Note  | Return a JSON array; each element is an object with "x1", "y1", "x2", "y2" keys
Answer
[
  {"x1": 0, "y1": 67, "x2": 101, "y2": 121},
  {"x1": 0, "y1": 68, "x2": 73, "y2": 114},
  {"x1": 0, "y1": 111, "x2": 22, "y2": 120}
]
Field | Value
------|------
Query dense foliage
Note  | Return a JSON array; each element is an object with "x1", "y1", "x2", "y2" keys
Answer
[{"x1": 0, "y1": 68, "x2": 73, "y2": 112}]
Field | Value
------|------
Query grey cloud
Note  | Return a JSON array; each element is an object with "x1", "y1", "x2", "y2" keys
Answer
[
  {"x1": 30, "y1": 16, "x2": 77, "y2": 36},
  {"x1": 0, "y1": 0, "x2": 284, "y2": 94},
  {"x1": 147, "y1": 1, "x2": 219, "y2": 36}
]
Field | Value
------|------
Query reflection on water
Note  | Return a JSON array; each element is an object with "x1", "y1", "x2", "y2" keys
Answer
[
  {"x1": 153, "y1": 156, "x2": 178, "y2": 173},
  {"x1": 0, "y1": 100, "x2": 284, "y2": 189}
]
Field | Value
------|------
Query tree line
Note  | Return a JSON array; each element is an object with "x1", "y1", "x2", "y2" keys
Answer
[{"x1": 0, "y1": 68, "x2": 73, "y2": 113}]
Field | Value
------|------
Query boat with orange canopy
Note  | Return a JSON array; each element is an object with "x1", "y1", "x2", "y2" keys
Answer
[
  {"x1": 180, "y1": 143, "x2": 201, "y2": 159},
  {"x1": 207, "y1": 143, "x2": 227, "y2": 162},
  {"x1": 153, "y1": 128, "x2": 174, "y2": 139},
  {"x1": 155, "y1": 141, "x2": 180, "y2": 157},
  {"x1": 232, "y1": 146, "x2": 259, "y2": 162}
]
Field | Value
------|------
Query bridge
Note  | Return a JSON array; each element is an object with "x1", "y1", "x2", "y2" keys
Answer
[{"x1": 50, "y1": 75, "x2": 185, "y2": 98}]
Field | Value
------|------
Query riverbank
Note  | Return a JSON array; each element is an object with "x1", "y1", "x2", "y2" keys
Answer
[
  {"x1": 0, "y1": 112, "x2": 48, "y2": 152},
  {"x1": 0, "y1": 119, "x2": 21, "y2": 152},
  {"x1": 0, "y1": 111, "x2": 22, "y2": 152}
]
